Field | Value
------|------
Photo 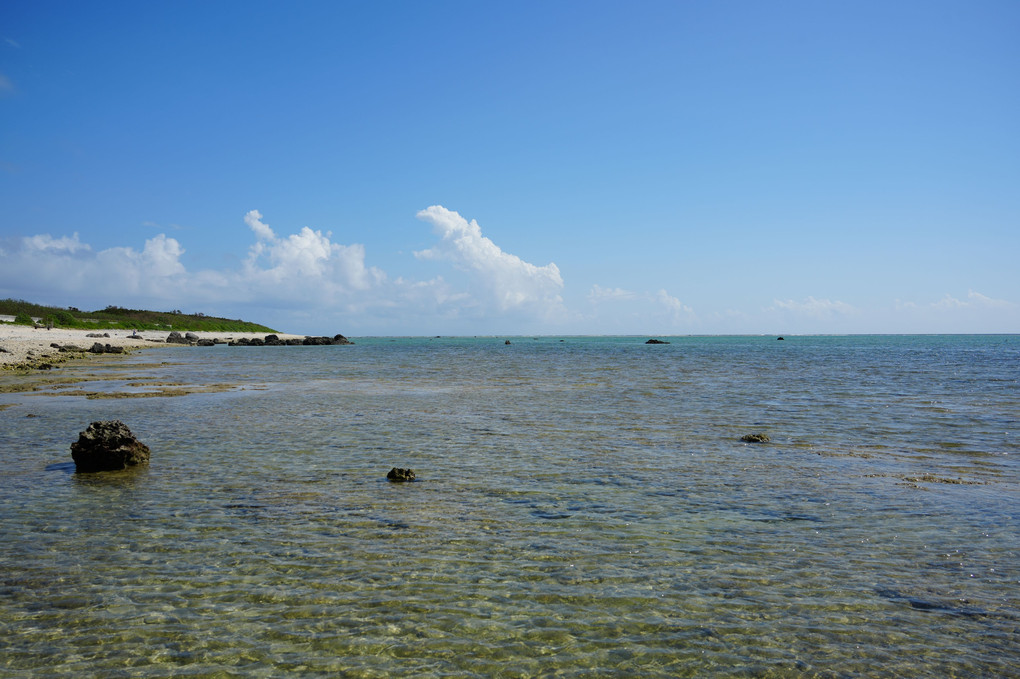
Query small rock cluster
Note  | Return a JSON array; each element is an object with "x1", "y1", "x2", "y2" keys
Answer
[
  {"x1": 88, "y1": 343, "x2": 125, "y2": 354},
  {"x1": 229, "y1": 334, "x2": 353, "y2": 346},
  {"x1": 165, "y1": 332, "x2": 353, "y2": 346},
  {"x1": 166, "y1": 331, "x2": 199, "y2": 344}
]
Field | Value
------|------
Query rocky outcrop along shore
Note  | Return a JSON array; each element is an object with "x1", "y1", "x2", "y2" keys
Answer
[
  {"x1": 226, "y1": 334, "x2": 353, "y2": 346},
  {"x1": 164, "y1": 331, "x2": 352, "y2": 347},
  {"x1": 89, "y1": 342, "x2": 125, "y2": 354}
]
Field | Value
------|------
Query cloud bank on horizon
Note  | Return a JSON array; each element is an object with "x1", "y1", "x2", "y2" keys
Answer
[{"x1": 1, "y1": 206, "x2": 1015, "y2": 335}]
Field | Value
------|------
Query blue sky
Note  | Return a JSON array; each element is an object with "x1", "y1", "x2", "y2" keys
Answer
[{"x1": 1, "y1": 0, "x2": 1018, "y2": 335}]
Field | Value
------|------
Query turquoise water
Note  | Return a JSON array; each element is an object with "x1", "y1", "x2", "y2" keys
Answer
[{"x1": 1, "y1": 335, "x2": 1017, "y2": 677}]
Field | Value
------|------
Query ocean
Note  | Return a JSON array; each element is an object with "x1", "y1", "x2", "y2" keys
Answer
[{"x1": 1, "y1": 335, "x2": 1017, "y2": 677}]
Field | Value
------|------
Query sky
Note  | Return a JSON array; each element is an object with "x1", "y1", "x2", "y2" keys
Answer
[{"x1": 1, "y1": 0, "x2": 1018, "y2": 335}]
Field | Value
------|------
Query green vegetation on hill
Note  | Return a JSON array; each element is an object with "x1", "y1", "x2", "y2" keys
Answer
[{"x1": 0, "y1": 299, "x2": 277, "y2": 333}]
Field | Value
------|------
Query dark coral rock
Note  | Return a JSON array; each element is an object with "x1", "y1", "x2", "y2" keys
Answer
[
  {"x1": 301, "y1": 334, "x2": 354, "y2": 345},
  {"x1": 387, "y1": 467, "x2": 416, "y2": 482},
  {"x1": 70, "y1": 420, "x2": 151, "y2": 472},
  {"x1": 166, "y1": 331, "x2": 190, "y2": 344},
  {"x1": 645, "y1": 339, "x2": 670, "y2": 344},
  {"x1": 89, "y1": 343, "x2": 124, "y2": 354},
  {"x1": 303, "y1": 336, "x2": 329, "y2": 345},
  {"x1": 740, "y1": 433, "x2": 771, "y2": 443}
]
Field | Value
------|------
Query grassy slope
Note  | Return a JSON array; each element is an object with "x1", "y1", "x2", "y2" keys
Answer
[{"x1": 0, "y1": 299, "x2": 277, "y2": 333}]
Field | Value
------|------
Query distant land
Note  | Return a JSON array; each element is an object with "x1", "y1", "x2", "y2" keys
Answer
[{"x1": 0, "y1": 298, "x2": 277, "y2": 333}]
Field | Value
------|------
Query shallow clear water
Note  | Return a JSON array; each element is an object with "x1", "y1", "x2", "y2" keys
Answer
[{"x1": 1, "y1": 335, "x2": 1018, "y2": 677}]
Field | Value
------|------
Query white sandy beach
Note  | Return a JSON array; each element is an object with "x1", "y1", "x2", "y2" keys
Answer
[{"x1": 0, "y1": 325, "x2": 305, "y2": 368}]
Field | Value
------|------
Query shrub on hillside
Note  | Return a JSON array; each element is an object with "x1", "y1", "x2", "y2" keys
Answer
[{"x1": 54, "y1": 310, "x2": 78, "y2": 327}]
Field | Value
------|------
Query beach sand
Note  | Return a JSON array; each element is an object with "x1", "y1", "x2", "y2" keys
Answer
[{"x1": 0, "y1": 325, "x2": 305, "y2": 369}]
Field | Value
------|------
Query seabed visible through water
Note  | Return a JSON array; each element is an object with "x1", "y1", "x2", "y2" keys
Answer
[{"x1": 1, "y1": 335, "x2": 1017, "y2": 677}]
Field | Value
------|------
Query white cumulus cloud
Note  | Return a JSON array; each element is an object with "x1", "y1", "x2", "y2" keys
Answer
[
  {"x1": 414, "y1": 205, "x2": 564, "y2": 313},
  {"x1": 0, "y1": 232, "x2": 187, "y2": 303},
  {"x1": 241, "y1": 211, "x2": 383, "y2": 292},
  {"x1": 141, "y1": 234, "x2": 187, "y2": 277},
  {"x1": 656, "y1": 289, "x2": 694, "y2": 318},
  {"x1": 23, "y1": 232, "x2": 91, "y2": 254},
  {"x1": 244, "y1": 209, "x2": 276, "y2": 241}
]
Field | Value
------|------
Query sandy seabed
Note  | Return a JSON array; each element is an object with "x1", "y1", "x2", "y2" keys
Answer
[{"x1": 0, "y1": 325, "x2": 304, "y2": 369}]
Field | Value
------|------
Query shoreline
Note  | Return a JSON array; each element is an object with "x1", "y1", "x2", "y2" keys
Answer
[{"x1": 0, "y1": 325, "x2": 307, "y2": 370}]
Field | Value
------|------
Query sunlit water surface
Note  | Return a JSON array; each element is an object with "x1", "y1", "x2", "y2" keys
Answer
[{"x1": 1, "y1": 335, "x2": 1017, "y2": 677}]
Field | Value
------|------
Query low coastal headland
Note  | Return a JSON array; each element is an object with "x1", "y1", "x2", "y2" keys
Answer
[
  {"x1": 0, "y1": 299, "x2": 351, "y2": 370},
  {"x1": 0, "y1": 325, "x2": 344, "y2": 370}
]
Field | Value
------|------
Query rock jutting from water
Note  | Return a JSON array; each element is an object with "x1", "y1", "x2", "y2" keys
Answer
[
  {"x1": 645, "y1": 339, "x2": 670, "y2": 344},
  {"x1": 70, "y1": 420, "x2": 151, "y2": 472},
  {"x1": 387, "y1": 467, "x2": 416, "y2": 482},
  {"x1": 740, "y1": 433, "x2": 771, "y2": 443}
]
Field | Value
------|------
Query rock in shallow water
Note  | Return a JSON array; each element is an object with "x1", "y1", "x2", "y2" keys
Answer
[
  {"x1": 70, "y1": 420, "x2": 151, "y2": 472},
  {"x1": 740, "y1": 433, "x2": 771, "y2": 443},
  {"x1": 387, "y1": 467, "x2": 416, "y2": 482}
]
